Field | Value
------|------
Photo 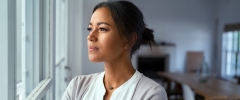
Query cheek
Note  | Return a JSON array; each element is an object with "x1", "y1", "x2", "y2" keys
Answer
[
  {"x1": 101, "y1": 36, "x2": 124, "y2": 56},
  {"x1": 101, "y1": 35, "x2": 123, "y2": 49}
]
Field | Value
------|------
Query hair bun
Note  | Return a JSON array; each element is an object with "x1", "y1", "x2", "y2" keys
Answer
[{"x1": 141, "y1": 28, "x2": 155, "y2": 45}]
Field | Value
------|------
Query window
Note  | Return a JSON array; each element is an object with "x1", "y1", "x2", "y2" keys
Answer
[
  {"x1": 54, "y1": 0, "x2": 69, "y2": 100},
  {"x1": 16, "y1": 0, "x2": 53, "y2": 100},
  {"x1": 222, "y1": 24, "x2": 240, "y2": 78},
  {"x1": 15, "y1": 0, "x2": 70, "y2": 100},
  {"x1": 3, "y1": 0, "x2": 70, "y2": 99}
]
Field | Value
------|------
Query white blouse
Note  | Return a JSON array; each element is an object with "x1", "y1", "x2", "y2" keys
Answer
[
  {"x1": 61, "y1": 70, "x2": 168, "y2": 100},
  {"x1": 82, "y1": 71, "x2": 142, "y2": 100}
]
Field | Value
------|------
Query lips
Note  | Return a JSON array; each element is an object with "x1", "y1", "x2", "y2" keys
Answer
[{"x1": 88, "y1": 46, "x2": 99, "y2": 52}]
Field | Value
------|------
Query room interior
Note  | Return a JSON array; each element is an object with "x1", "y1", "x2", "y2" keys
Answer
[
  {"x1": 68, "y1": 0, "x2": 239, "y2": 76},
  {"x1": 67, "y1": 0, "x2": 240, "y2": 100},
  {"x1": 1, "y1": 0, "x2": 240, "y2": 100}
]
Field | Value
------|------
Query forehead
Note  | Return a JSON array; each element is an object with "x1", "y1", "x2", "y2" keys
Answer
[{"x1": 90, "y1": 7, "x2": 114, "y2": 25}]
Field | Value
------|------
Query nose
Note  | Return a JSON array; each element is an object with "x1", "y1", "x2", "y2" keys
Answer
[{"x1": 87, "y1": 29, "x2": 98, "y2": 42}]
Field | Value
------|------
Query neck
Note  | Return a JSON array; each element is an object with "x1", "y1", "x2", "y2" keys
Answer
[{"x1": 103, "y1": 58, "x2": 135, "y2": 90}]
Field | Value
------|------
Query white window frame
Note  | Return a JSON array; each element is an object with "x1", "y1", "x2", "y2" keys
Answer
[
  {"x1": 54, "y1": 0, "x2": 69, "y2": 99},
  {"x1": 20, "y1": 0, "x2": 54, "y2": 100},
  {"x1": 1, "y1": 0, "x2": 58, "y2": 100}
]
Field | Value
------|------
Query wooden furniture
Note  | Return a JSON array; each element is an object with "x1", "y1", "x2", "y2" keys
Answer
[
  {"x1": 163, "y1": 78, "x2": 183, "y2": 100},
  {"x1": 158, "y1": 72, "x2": 240, "y2": 100},
  {"x1": 186, "y1": 51, "x2": 204, "y2": 73},
  {"x1": 234, "y1": 76, "x2": 240, "y2": 85}
]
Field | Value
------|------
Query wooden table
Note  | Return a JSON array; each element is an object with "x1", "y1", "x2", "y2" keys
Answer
[{"x1": 158, "y1": 72, "x2": 240, "y2": 100}]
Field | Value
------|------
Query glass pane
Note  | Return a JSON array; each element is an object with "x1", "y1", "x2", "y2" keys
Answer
[
  {"x1": 224, "y1": 30, "x2": 240, "y2": 77},
  {"x1": 226, "y1": 52, "x2": 232, "y2": 64},
  {"x1": 41, "y1": 88, "x2": 50, "y2": 100},
  {"x1": 24, "y1": 0, "x2": 44, "y2": 95},
  {"x1": 233, "y1": 31, "x2": 238, "y2": 51},
  {"x1": 21, "y1": 0, "x2": 50, "y2": 99},
  {"x1": 16, "y1": 26, "x2": 22, "y2": 99},
  {"x1": 55, "y1": 0, "x2": 69, "y2": 99},
  {"x1": 42, "y1": 0, "x2": 49, "y2": 80},
  {"x1": 237, "y1": 53, "x2": 240, "y2": 76},
  {"x1": 236, "y1": 31, "x2": 240, "y2": 77},
  {"x1": 226, "y1": 63, "x2": 231, "y2": 76},
  {"x1": 231, "y1": 52, "x2": 236, "y2": 64},
  {"x1": 227, "y1": 32, "x2": 233, "y2": 51},
  {"x1": 15, "y1": 0, "x2": 22, "y2": 100},
  {"x1": 238, "y1": 31, "x2": 240, "y2": 50},
  {"x1": 16, "y1": 0, "x2": 22, "y2": 99},
  {"x1": 222, "y1": 26, "x2": 240, "y2": 77},
  {"x1": 226, "y1": 63, "x2": 235, "y2": 77},
  {"x1": 55, "y1": 0, "x2": 66, "y2": 64}
]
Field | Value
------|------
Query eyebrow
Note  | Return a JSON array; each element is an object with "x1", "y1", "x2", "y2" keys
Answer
[{"x1": 89, "y1": 22, "x2": 111, "y2": 26}]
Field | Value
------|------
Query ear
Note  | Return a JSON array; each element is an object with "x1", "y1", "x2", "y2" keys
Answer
[{"x1": 128, "y1": 32, "x2": 137, "y2": 47}]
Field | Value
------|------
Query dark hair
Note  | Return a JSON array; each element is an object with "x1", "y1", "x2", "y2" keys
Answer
[{"x1": 93, "y1": 1, "x2": 156, "y2": 55}]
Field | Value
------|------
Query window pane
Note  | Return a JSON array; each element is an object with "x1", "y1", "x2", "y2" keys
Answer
[
  {"x1": 238, "y1": 31, "x2": 240, "y2": 51},
  {"x1": 23, "y1": 0, "x2": 45, "y2": 95},
  {"x1": 238, "y1": 31, "x2": 240, "y2": 76},
  {"x1": 20, "y1": 0, "x2": 51, "y2": 99},
  {"x1": 226, "y1": 52, "x2": 236, "y2": 76},
  {"x1": 233, "y1": 31, "x2": 238, "y2": 51},
  {"x1": 16, "y1": 0, "x2": 22, "y2": 99},
  {"x1": 237, "y1": 53, "x2": 240, "y2": 76},
  {"x1": 227, "y1": 32, "x2": 233, "y2": 51},
  {"x1": 223, "y1": 30, "x2": 240, "y2": 77},
  {"x1": 226, "y1": 64, "x2": 233, "y2": 76},
  {"x1": 226, "y1": 52, "x2": 232, "y2": 64},
  {"x1": 55, "y1": 0, "x2": 69, "y2": 99},
  {"x1": 226, "y1": 52, "x2": 232, "y2": 76}
]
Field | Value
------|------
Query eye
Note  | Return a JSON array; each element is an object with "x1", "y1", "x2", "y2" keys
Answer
[
  {"x1": 99, "y1": 27, "x2": 108, "y2": 32},
  {"x1": 87, "y1": 27, "x2": 92, "y2": 31}
]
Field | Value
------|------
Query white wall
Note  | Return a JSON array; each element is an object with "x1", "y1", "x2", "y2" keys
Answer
[
  {"x1": 68, "y1": 0, "x2": 84, "y2": 78},
  {"x1": 216, "y1": 0, "x2": 240, "y2": 76},
  {"x1": 130, "y1": 0, "x2": 217, "y2": 72}
]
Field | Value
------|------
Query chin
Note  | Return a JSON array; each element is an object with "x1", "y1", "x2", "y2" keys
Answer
[{"x1": 88, "y1": 56, "x2": 102, "y2": 62}]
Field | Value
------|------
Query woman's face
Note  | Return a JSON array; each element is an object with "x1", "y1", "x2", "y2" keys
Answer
[{"x1": 87, "y1": 7, "x2": 127, "y2": 62}]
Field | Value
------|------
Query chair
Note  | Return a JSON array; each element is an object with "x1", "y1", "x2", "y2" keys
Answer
[
  {"x1": 181, "y1": 83, "x2": 195, "y2": 100},
  {"x1": 186, "y1": 51, "x2": 204, "y2": 73},
  {"x1": 233, "y1": 76, "x2": 240, "y2": 84},
  {"x1": 162, "y1": 78, "x2": 183, "y2": 100}
]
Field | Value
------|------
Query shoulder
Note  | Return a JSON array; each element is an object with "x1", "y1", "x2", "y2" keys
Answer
[
  {"x1": 134, "y1": 75, "x2": 168, "y2": 100},
  {"x1": 61, "y1": 72, "x2": 101, "y2": 100},
  {"x1": 72, "y1": 73, "x2": 100, "y2": 86},
  {"x1": 69, "y1": 73, "x2": 100, "y2": 91},
  {"x1": 138, "y1": 75, "x2": 161, "y2": 88}
]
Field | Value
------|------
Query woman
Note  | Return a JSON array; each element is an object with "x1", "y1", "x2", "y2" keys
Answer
[{"x1": 62, "y1": 1, "x2": 167, "y2": 100}]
